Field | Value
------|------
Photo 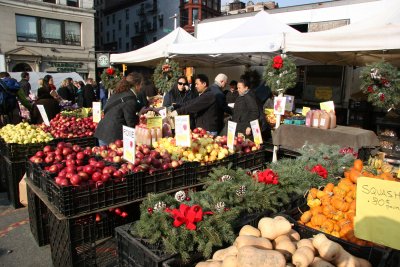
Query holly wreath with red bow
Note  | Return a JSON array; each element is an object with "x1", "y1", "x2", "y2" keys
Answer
[
  {"x1": 263, "y1": 54, "x2": 297, "y2": 94},
  {"x1": 100, "y1": 66, "x2": 122, "y2": 91}
]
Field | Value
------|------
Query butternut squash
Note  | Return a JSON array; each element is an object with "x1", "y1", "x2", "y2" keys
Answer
[
  {"x1": 258, "y1": 217, "x2": 292, "y2": 240},
  {"x1": 292, "y1": 246, "x2": 315, "y2": 267},
  {"x1": 309, "y1": 257, "x2": 335, "y2": 267},
  {"x1": 237, "y1": 245, "x2": 286, "y2": 267},
  {"x1": 288, "y1": 229, "x2": 300, "y2": 241},
  {"x1": 274, "y1": 235, "x2": 296, "y2": 261},
  {"x1": 195, "y1": 260, "x2": 222, "y2": 267},
  {"x1": 212, "y1": 246, "x2": 238, "y2": 261},
  {"x1": 238, "y1": 225, "x2": 261, "y2": 237},
  {"x1": 296, "y1": 239, "x2": 315, "y2": 254},
  {"x1": 221, "y1": 255, "x2": 237, "y2": 267},
  {"x1": 234, "y1": 235, "x2": 273, "y2": 250}
]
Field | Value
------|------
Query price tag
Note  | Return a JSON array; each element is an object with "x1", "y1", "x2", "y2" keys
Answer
[
  {"x1": 158, "y1": 108, "x2": 167, "y2": 119},
  {"x1": 147, "y1": 116, "x2": 163, "y2": 129},
  {"x1": 273, "y1": 96, "x2": 286, "y2": 115},
  {"x1": 302, "y1": 106, "x2": 310, "y2": 116},
  {"x1": 174, "y1": 115, "x2": 191, "y2": 147},
  {"x1": 122, "y1": 126, "x2": 135, "y2": 164},
  {"x1": 227, "y1": 121, "x2": 237, "y2": 151},
  {"x1": 284, "y1": 95, "x2": 295, "y2": 111},
  {"x1": 37, "y1": 105, "x2": 50, "y2": 126},
  {"x1": 354, "y1": 177, "x2": 400, "y2": 249},
  {"x1": 250, "y1": 119, "x2": 263, "y2": 145},
  {"x1": 92, "y1": 102, "x2": 101, "y2": 123},
  {"x1": 320, "y1": 101, "x2": 335, "y2": 113}
]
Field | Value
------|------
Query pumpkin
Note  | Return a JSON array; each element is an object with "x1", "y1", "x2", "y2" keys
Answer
[
  {"x1": 310, "y1": 206, "x2": 323, "y2": 216},
  {"x1": 323, "y1": 183, "x2": 334, "y2": 194},
  {"x1": 353, "y1": 159, "x2": 363, "y2": 172},
  {"x1": 300, "y1": 211, "x2": 312, "y2": 224},
  {"x1": 332, "y1": 199, "x2": 350, "y2": 212},
  {"x1": 320, "y1": 220, "x2": 335, "y2": 233},
  {"x1": 311, "y1": 214, "x2": 327, "y2": 227}
]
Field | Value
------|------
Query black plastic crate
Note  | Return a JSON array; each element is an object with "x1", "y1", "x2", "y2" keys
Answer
[
  {"x1": 0, "y1": 137, "x2": 51, "y2": 161},
  {"x1": 49, "y1": 209, "x2": 128, "y2": 267},
  {"x1": 4, "y1": 157, "x2": 26, "y2": 208},
  {"x1": 53, "y1": 136, "x2": 97, "y2": 148},
  {"x1": 232, "y1": 209, "x2": 272, "y2": 233},
  {"x1": 27, "y1": 186, "x2": 50, "y2": 246},
  {"x1": 0, "y1": 155, "x2": 7, "y2": 192},
  {"x1": 192, "y1": 154, "x2": 236, "y2": 182},
  {"x1": 46, "y1": 172, "x2": 143, "y2": 217},
  {"x1": 386, "y1": 249, "x2": 400, "y2": 267},
  {"x1": 235, "y1": 147, "x2": 267, "y2": 170},
  {"x1": 26, "y1": 160, "x2": 52, "y2": 193},
  {"x1": 142, "y1": 165, "x2": 188, "y2": 196},
  {"x1": 116, "y1": 224, "x2": 175, "y2": 267},
  {"x1": 283, "y1": 207, "x2": 390, "y2": 267}
]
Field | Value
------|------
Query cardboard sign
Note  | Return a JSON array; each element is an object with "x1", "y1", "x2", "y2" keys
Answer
[
  {"x1": 315, "y1": 87, "x2": 332, "y2": 100},
  {"x1": 284, "y1": 95, "x2": 295, "y2": 111},
  {"x1": 273, "y1": 96, "x2": 286, "y2": 115},
  {"x1": 227, "y1": 121, "x2": 237, "y2": 151},
  {"x1": 354, "y1": 177, "x2": 400, "y2": 249},
  {"x1": 122, "y1": 126, "x2": 136, "y2": 164},
  {"x1": 174, "y1": 115, "x2": 191, "y2": 147},
  {"x1": 92, "y1": 102, "x2": 101, "y2": 123},
  {"x1": 250, "y1": 119, "x2": 263, "y2": 145},
  {"x1": 320, "y1": 101, "x2": 335, "y2": 113},
  {"x1": 302, "y1": 106, "x2": 311, "y2": 116},
  {"x1": 36, "y1": 105, "x2": 50, "y2": 126},
  {"x1": 158, "y1": 108, "x2": 167, "y2": 119},
  {"x1": 147, "y1": 116, "x2": 162, "y2": 129}
]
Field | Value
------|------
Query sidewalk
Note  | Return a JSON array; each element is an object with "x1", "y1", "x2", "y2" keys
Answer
[{"x1": 0, "y1": 192, "x2": 52, "y2": 267}]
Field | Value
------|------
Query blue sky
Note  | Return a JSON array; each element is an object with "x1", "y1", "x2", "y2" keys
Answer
[{"x1": 221, "y1": 0, "x2": 331, "y2": 7}]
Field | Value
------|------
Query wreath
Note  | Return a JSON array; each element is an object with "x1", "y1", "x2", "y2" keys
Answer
[
  {"x1": 100, "y1": 66, "x2": 122, "y2": 92},
  {"x1": 360, "y1": 61, "x2": 400, "y2": 110},
  {"x1": 263, "y1": 54, "x2": 297, "y2": 94},
  {"x1": 153, "y1": 59, "x2": 182, "y2": 94}
]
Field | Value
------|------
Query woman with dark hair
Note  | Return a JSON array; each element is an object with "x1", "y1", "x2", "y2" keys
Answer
[
  {"x1": 94, "y1": 72, "x2": 143, "y2": 145},
  {"x1": 41, "y1": 74, "x2": 63, "y2": 102},
  {"x1": 163, "y1": 76, "x2": 197, "y2": 109},
  {"x1": 31, "y1": 87, "x2": 61, "y2": 124}
]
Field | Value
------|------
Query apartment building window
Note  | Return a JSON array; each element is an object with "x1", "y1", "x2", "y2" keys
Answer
[
  {"x1": 16, "y1": 15, "x2": 37, "y2": 42},
  {"x1": 43, "y1": 0, "x2": 56, "y2": 3},
  {"x1": 112, "y1": 30, "x2": 115, "y2": 41},
  {"x1": 126, "y1": 42, "x2": 129, "y2": 51},
  {"x1": 192, "y1": 8, "x2": 199, "y2": 23},
  {"x1": 153, "y1": 16, "x2": 157, "y2": 31},
  {"x1": 159, "y1": 15, "x2": 164, "y2": 28},
  {"x1": 125, "y1": 24, "x2": 129, "y2": 37},
  {"x1": 106, "y1": 31, "x2": 109, "y2": 42},
  {"x1": 193, "y1": 0, "x2": 199, "y2": 3},
  {"x1": 41, "y1": 19, "x2": 62, "y2": 44},
  {"x1": 181, "y1": 9, "x2": 188, "y2": 26},
  {"x1": 118, "y1": 20, "x2": 122, "y2": 30},
  {"x1": 126, "y1": 9, "x2": 129, "y2": 20},
  {"x1": 112, "y1": 14, "x2": 115, "y2": 24},
  {"x1": 106, "y1": 16, "x2": 109, "y2": 26},
  {"x1": 67, "y1": 0, "x2": 79, "y2": 7},
  {"x1": 207, "y1": 0, "x2": 212, "y2": 8},
  {"x1": 100, "y1": 22, "x2": 103, "y2": 32},
  {"x1": 134, "y1": 22, "x2": 139, "y2": 33},
  {"x1": 65, "y1": 21, "x2": 81, "y2": 45},
  {"x1": 153, "y1": 37, "x2": 157, "y2": 42},
  {"x1": 118, "y1": 38, "x2": 122, "y2": 49}
]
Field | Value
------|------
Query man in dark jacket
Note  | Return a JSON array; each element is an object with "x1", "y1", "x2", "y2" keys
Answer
[
  {"x1": 83, "y1": 78, "x2": 97, "y2": 108},
  {"x1": 19, "y1": 72, "x2": 31, "y2": 97},
  {"x1": 209, "y1": 73, "x2": 232, "y2": 133},
  {"x1": 174, "y1": 74, "x2": 220, "y2": 135}
]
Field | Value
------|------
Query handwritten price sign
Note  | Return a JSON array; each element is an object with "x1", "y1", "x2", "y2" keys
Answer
[{"x1": 122, "y1": 126, "x2": 135, "y2": 164}]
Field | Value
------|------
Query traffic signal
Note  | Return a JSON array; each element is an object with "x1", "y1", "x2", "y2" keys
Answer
[{"x1": 122, "y1": 64, "x2": 128, "y2": 73}]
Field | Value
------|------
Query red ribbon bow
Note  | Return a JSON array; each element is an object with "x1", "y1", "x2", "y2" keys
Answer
[
  {"x1": 106, "y1": 67, "x2": 115, "y2": 75},
  {"x1": 257, "y1": 169, "x2": 279, "y2": 185},
  {"x1": 166, "y1": 204, "x2": 213, "y2": 230},
  {"x1": 272, "y1": 55, "x2": 283, "y2": 69},
  {"x1": 310, "y1": 164, "x2": 328, "y2": 179}
]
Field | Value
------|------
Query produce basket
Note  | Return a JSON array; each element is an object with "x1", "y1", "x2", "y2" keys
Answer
[
  {"x1": 2, "y1": 156, "x2": 26, "y2": 208},
  {"x1": 27, "y1": 186, "x2": 50, "y2": 246},
  {"x1": 46, "y1": 172, "x2": 143, "y2": 217},
  {"x1": 193, "y1": 154, "x2": 236, "y2": 182},
  {"x1": 283, "y1": 206, "x2": 391, "y2": 267},
  {"x1": 235, "y1": 147, "x2": 267, "y2": 170},
  {"x1": 26, "y1": 160, "x2": 52, "y2": 193},
  {"x1": 49, "y1": 208, "x2": 129, "y2": 267},
  {"x1": 0, "y1": 137, "x2": 51, "y2": 161},
  {"x1": 53, "y1": 136, "x2": 97, "y2": 148},
  {"x1": 116, "y1": 223, "x2": 176, "y2": 267}
]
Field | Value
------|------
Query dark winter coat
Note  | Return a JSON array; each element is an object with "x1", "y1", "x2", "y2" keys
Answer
[
  {"x1": 31, "y1": 92, "x2": 61, "y2": 124},
  {"x1": 19, "y1": 78, "x2": 31, "y2": 96},
  {"x1": 163, "y1": 88, "x2": 197, "y2": 109},
  {"x1": 224, "y1": 90, "x2": 239, "y2": 104},
  {"x1": 176, "y1": 87, "x2": 220, "y2": 133},
  {"x1": 82, "y1": 84, "x2": 97, "y2": 108},
  {"x1": 94, "y1": 90, "x2": 139, "y2": 144},
  {"x1": 57, "y1": 86, "x2": 74, "y2": 102},
  {"x1": 209, "y1": 83, "x2": 232, "y2": 133}
]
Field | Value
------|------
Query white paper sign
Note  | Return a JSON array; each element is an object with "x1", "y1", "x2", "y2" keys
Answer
[
  {"x1": 273, "y1": 96, "x2": 286, "y2": 115},
  {"x1": 158, "y1": 107, "x2": 167, "y2": 119},
  {"x1": 250, "y1": 119, "x2": 263, "y2": 145},
  {"x1": 227, "y1": 121, "x2": 237, "y2": 151},
  {"x1": 284, "y1": 95, "x2": 295, "y2": 111},
  {"x1": 174, "y1": 115, "x2": 191, "y2": 147},
  {"x1": 37, "y1": 105, "x2": 50, "y2": 126},
  {"x1": 122, "y1": 126, "x2": 135, "y2": 164},
  {"x1": 92, "y1": 102, "x2": 101, "y2": 123}
]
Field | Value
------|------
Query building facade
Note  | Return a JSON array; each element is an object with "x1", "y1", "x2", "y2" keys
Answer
[
  {"x1": 95, "y1": 0, "x2": 221, "y2": 54},
  {"x1": 0, "y1": 0, "x2": 96, "y2": 79}
]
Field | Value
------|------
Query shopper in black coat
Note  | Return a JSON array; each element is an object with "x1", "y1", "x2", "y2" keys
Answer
[
  {"x1": 163, "y1": 76, "x2": 197, "y2": 109},
  {"x1": 94, "y1": 72, "x2": 143, "y2": 145},
  {"x1": 31, "y1": 87, "x2": 61, "y2": 124},
  {"x1": 232, "y1": 79, "x2": 271, "y2": 140},
  {"x1": 83, "y1": 78, "x2": 97, "y2": 108},
  {"x1": 174, "y1": 74, "x2": 220, "y2": 135}
]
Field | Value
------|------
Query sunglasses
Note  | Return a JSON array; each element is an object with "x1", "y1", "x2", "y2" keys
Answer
[{"x1": 177, "y1": 82, "x2": 187, "y2": 85}]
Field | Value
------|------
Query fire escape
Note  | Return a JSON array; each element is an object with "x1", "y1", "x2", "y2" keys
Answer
[{"x1": 132, "y1": 0, "x2": 158, "y2": 50}]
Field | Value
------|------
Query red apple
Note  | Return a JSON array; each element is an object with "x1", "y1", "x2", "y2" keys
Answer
[
  {"x1": 91, "y1": 172, "x2": 102, "y2": 182},
  {"x1": 112, "y1": 170, "x2": 123, "y2": 178},
  {"x1": 65, "y1": 159, "x2": 76, "y2": 167},
  {"x1": 62, "y1": 147, "x2": 72, "y2": 156},
  {"x1": 121, "y1": 212, "x2": 128, "y2": 218},
  {"x1": 70, "y1": 174, "x2": 82, "y2": 186},
  {"x1": 171, "y1": 160, "x2": 179, "y2": 168},
  {"x1": 95, "y1": 161, "x2": 105, "y2": 169},
  {"x1": 44, "y1": 156, "x2": 54, "y2": 164},
  {"x1": 43, "y1": 145, "x2": 53, "y2": 153},
  {"x1": 35, "y1": 151, "x2": 45, "y2": 158},
  {"x1": 101, "y1": 173, "x2": 111, "y2": 182},
  {"x1": 48, "y1": 164, "x2": 59, "y2": 173},
  {"x1": 113, "y1": 156, "x2": 122, "y2": 163},
  {"x1": 83, "y1": 165, "x2": 95, "y2": 175},
  {"x1": 114, "y1": 139, "x2": 123, "y2": 148},
  {"x1": 114, "y1": 208, "x2": 121, "y2": 215},
  {"x1": 72, "y1": 145, "x2": 81, "y2": 152},
  {"x1": 57, "y1": 142, "x2": 67, "y2": 150}
]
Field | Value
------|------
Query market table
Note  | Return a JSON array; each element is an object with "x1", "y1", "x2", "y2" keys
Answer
[{"x1": 272, "y1": 124, "x2": 380, "y2": 154}]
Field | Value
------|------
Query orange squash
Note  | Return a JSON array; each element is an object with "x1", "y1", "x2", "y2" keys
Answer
[
  {"x1": 311, "y1": 214, "x2": 327, "y2": 227},
  {"x1": 323, "y1": 183, "x2": 334, "y2": 194},
  {"x1": 353, "y1": 159, "x2": 363, "y2": 172},
  {"x1": 332, "y1": 199, "x2": 350, "y2": 212},
  {"x1": 321, "y1": 220, "x2": 335, "y2": 233},
  {"x1": 310, "y1": 206, "x2": 323, "y2": 216},
  {"x1": 300, "y1": 211, "x2": 312, "y2": 224}
]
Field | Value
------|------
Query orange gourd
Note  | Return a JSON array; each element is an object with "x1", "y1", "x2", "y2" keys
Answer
[
  {"x1": 311, "y1": 214, "x2": 327, "y2": 226},
  {"x1": 310, "y1": 206, "x2": 323, "y2": 216},
  {"x1": 349, "y1": 168, "x2": 361, "y2": 183},
  {"x1": 353, "y1": 159, "x2": 363, "y2": 172},
  {"x1": 321, "y1": 220, "x2": 335, "y2": 233},
  {"x1": 300, "y1": 210, "x2": 312, "y2": 224},
  {"x1": 332, "y1": 199, "x2": 350, "y2": 212},
  {"x1": 323, "y1": 183, "x2": 335, "y2": 193}
]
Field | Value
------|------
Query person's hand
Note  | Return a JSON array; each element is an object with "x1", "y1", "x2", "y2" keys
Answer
[{"x1": 245, "y1": 127, "x2": 252, "y2": 135}]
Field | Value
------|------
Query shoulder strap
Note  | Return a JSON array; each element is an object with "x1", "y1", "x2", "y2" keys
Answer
[{"x1": 104, "y1": 95, "x2": 136, "y2": 113}]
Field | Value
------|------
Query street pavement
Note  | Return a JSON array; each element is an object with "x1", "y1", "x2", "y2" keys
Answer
[{"x1": 0, "y1": 192, "x2": 53, "y2": 267}]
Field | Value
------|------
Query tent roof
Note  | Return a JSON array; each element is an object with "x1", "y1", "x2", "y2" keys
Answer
[
  {"x1": 285, "y1": 0, "x2": 400, "y2": 66},
  {"x1": 110, "y1": 27, "x2": 196, "y2": 66}
]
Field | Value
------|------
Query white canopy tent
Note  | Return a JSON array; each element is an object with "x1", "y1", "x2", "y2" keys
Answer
[
  {"x1": 110, "y1": 27, "x2": 196, "y2": 67},
  {"x1": 285, "y1": 0, "x2": 400, "y2": 66}
]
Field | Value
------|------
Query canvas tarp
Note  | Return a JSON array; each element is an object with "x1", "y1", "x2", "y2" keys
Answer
[
  {"x1": 110, "y1": 27, "x2": 196, "y2": 66},
  {"x1": 284, "y1": 0, "x2": 400, "y2": 66}
]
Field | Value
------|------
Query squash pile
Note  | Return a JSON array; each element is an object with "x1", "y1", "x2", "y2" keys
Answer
[
  {"x1": 195, "y1": 216, "x2": 371, "y2": 267},
  {"x1": 301, "y1": 159, "x2": 398, "y2": 245}
]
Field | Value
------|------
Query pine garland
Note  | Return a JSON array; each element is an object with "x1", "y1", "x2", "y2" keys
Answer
[
  {"x1": 100, "y1": 67, "x2": 122, "y2": 92},
  {"x1": 360, "y1": 61, "x2": 400, "y2": 110},
  {"x1": 153, "y1": 59, "x2": 182, "y2": 94},
  {"x1": 263, "y1": 54, "x2": 297, "y2": 94}
]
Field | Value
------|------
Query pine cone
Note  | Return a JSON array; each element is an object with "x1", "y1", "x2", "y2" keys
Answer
[
  {"x1": 153, "y1": 201, "x2": 166, "y2": 212},
  {"x1": 215, "y1": 202, "x2": 226, "y2": 213},
  {"x1": 220, "y1": 175, "x2": 232, "y2": 182},
  {"x1": 175, "y1": 190, "x2": 186, "y2": 202},
  {"x1": 236, "y1": 185, "x2": 247, "y2": 197}
]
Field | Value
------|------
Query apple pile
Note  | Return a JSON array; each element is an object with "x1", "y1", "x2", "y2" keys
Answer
[
  {"x1": 0, "y1": 122, "x2": 53, "y2": 144},
  {"x1": 95, "y1": 207, "x2": 128, "y2": 222},
  {"x1": 29, "y1": 142, "x2": 131, "y2": 187},
  {"x1": 40, "y1": 113, "x2": 97, "y2": 138},
  {"x1": 91, "y1": 139, "x2": 124, "y2": 163}
]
